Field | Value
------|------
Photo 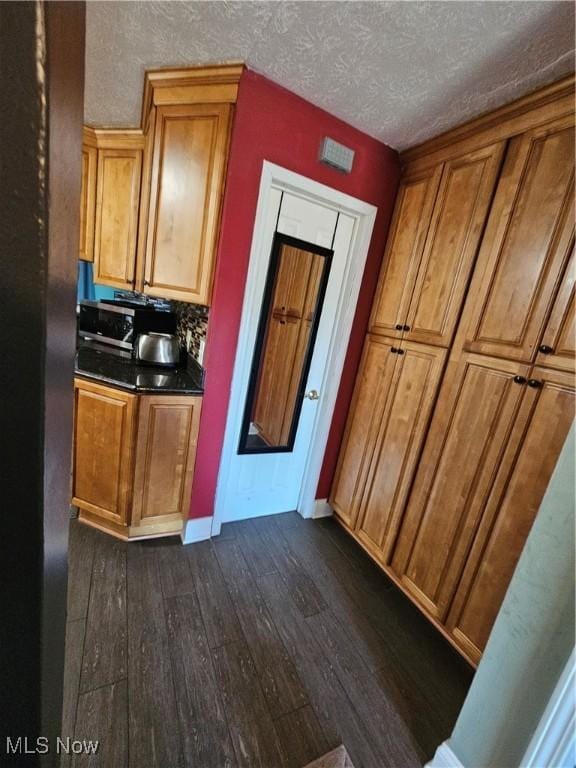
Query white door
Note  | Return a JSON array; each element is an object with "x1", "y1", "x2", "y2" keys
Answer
[{"x1": 214, "y1": 164, "x2": 376, "y2": 528}]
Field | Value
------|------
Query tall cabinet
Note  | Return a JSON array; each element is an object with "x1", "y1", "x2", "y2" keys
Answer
[
  {"x1": 78, "y1": 65, "x2": 242, "y2": 306},
  {"x1": 330, "y1": 76, "x2": 575, "y2": 666}
]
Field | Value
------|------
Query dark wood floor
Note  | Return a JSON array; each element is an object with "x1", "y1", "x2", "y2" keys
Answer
[{"x1": 63, "y1": 513, "x2": 473, "y2": 768}]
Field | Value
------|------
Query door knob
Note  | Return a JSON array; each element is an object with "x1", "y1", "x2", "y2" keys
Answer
[
  {"x1": 538, "y1": 344, "x2": 554, "y2": 354},
  {"x1": 304, "y1": 390, "x2": 320, "y2": 400}
]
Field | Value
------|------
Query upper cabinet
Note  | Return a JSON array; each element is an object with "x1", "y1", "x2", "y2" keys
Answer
[
  {"x1": 93, "y1": 132, "x2": 144, "y2": 289},
  {"x1": 79, "y1": 131, "x2": 97, "y2": 262},
  {"x1": 457, "y1": 116, "x2": 575, "y2": 362},
  {"x1": 370, "y1": 142, "x2": 505, "y2": 347},
  {"x1": 78, "y1": 64, "x2": 243, "y2": 304},
  {"x1": 143, "y1": 103, "x2": 233, "y2": 303}
]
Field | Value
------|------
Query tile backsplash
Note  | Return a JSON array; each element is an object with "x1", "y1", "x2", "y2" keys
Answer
[{"x1": 172, "y1": 301, "x2": 209, "y2": 364}]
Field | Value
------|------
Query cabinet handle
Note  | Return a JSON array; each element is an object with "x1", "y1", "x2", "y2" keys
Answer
[
  {"x1": 513, "y1": 375, "x2": 526, "y2": 385},
  {"x1": 395, "y1": 324, "x2": 403, "y2": 331},
  {"x1": 538, "y1": 344, "x2": 554, "y2": 354},
  {"x1": 527, "y1": 379, "x2": 543, "y2": 388}
]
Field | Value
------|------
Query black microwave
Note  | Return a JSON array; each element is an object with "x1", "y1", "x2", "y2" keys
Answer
[{"x1": 78, "y1": 300, "x2": 177, "y2": 351}]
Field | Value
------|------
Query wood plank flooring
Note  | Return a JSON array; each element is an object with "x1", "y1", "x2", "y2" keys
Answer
[{"x1": 63, "y1": 514, "x2": 473, "y2": 768}]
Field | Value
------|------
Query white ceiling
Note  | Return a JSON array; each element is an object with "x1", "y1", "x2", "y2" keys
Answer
[{"x1": 85, "y1": 1, "x2": 575, "y2": 151}]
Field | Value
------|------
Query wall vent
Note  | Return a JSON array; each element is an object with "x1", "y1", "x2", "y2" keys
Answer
[{"x1": 319, "y1": 137, "x2": 355, "y2": 174}]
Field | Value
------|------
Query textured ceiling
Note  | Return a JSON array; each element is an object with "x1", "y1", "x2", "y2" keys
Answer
[{"x1": 85, "y1": 1, "x2": 575, "y2": 150}]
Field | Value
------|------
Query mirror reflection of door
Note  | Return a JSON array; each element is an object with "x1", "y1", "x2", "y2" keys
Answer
[{"x1": 239, "y1": 233, "x2": 333, "y2": 453}]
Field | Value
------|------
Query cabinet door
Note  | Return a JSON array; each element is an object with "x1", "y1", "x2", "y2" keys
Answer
[
  {"x1": 458, "y1": 117, "x2": 575, "y2": 361},
  {"x1": 404, "y1": 142, "x2": 505, "y2": 347},
  {"x1": 369, "y1": 166, "x2": 442, "y2": 339},
  {"x1": 536, "y1": 245, "x2": 575, "y2": 373},
  {"x1": 93, "y1": 149, "x2": 142, "y2": 289},
  {"x1": 144, "y1": 103, "x2": 233, "y2": 305},
  {"x1": 72, "y1": 379, "x2": 137, "y2": 525},
  {"x1": 355, "y1": 341, "x2": 447, "y2": 565},
  {"x1": 79, "y1": 143, "x2": 97, "y2": 262},
  {"x1": 391, "y1": 352, "x2": 531, "y2": 620},
  {"x1": 446, "y1": 366, "x2": 574, "y2": 663},
  {"x1": 132, "y1": 395, "x2": 202, "y2": 528},
  {"x1": 329, "y1": 335, "x2": 398, "y2": 529}
]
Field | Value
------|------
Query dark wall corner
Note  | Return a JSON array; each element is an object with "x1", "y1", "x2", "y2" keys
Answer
[{"x1": 0, "y1": 2, "x2": 85, "y2": 765}]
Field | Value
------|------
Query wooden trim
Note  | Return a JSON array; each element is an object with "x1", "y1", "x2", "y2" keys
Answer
[
  {"x1": 141, "y1": 62, "x2": 244, "y2": 122},
  {"x1": 78, "y1": 509, "x2": 183, "y2": 541},
  {"x1": 402, "y1": 74, "x2": 575, "y2": 168}
]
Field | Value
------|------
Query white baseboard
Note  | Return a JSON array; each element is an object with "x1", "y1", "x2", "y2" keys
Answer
[
  {"x1": 181, "y1": 516, "x2": 213, "y2": 545},
  {"x1": 311, "y1": 499, "x2": 334, "y2": 519},
  {"x1": 426, "y1": 743, "x2": 464, "y2": 768}
]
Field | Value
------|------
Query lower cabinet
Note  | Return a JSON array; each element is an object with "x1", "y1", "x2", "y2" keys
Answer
[
  {"x1": 354, "y1": 339, "x2": 447, "y2": 565},
  {"x1": 390, "y1": 352, "x2": 532, "y2": 621},
  {"x1": 443, "y1": 365, "x2": 574, "y2": 663},
  {"x1": 72, "y1": 378, "x2": 202, "y2": 539}
]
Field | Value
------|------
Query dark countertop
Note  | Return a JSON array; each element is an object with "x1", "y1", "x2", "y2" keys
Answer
[{"x1": 75, "y1": 341, "x2": 204, "y2": 394}]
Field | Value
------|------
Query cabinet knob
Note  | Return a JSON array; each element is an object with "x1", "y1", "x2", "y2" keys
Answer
[
  {"x1": 395, "y1": 324, "x2": 403, "y2": 331},
  {"x1": 538, "y1": 344, "x2": 554, "y2": 354},
  {"x1": 397, "y1": 348, "x2": 405, "y2": 355},
  {"x1": 403, "y1": 325, "x2": 410, "y2": 331},
  {"x1": 527, "y1": 379, "x2": 543, "y2": 388},
  {"x1": 390, "y1": 347, "x2": 398, "y2": 354},
  {"x1": 513, "y1": 375, "x2": 527, "y2": 385},
  {"x1": 143, "y1": 280, "x2": 150, "y2": 286}
]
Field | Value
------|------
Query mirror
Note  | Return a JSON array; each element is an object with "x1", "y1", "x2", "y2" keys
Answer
[{"x1": 238, "y1": 233, "x2": 333, "y2": 454}]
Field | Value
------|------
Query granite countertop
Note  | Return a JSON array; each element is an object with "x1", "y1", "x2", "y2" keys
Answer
[{"x1": 75, "y1": 341, "x2": 204, "y2": 395}]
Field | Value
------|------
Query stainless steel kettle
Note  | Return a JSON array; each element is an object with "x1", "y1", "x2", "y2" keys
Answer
[{"x1": 135, "y1": 333, "x2": 180, "y2": 366}]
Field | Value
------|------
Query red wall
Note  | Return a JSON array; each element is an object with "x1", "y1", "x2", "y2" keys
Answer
[{"x1": 189, "y1": 69, "x2": 400, "y2": 520}]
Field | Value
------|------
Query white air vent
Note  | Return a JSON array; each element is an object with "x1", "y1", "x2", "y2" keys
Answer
[{"x1": 319, "y1": 137, "x2": 355, "y2": 174}]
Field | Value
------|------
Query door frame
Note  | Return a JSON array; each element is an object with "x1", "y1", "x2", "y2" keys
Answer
[{"x1": 213, "y1": 161, "x2": 377, "y2": 535}]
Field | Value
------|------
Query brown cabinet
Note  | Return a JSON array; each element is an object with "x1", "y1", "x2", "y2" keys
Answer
[
  {"x1": 93, "y1": 140, "x2": 143, "y2": 288},
  {"x1": 131, "y1": 394, "x2": 201, "y2": 532},
  {"x1": 330, "y1": 336, "x2": 446, "y2": 563},
  {"x1": 79, "y1": 65, "x2": 243, "y2": 303},
  {"x1": 445, "y1": 366, "x2": 574, "y2": 663},
  {"x1": 370, "y1": 142, "x2": 504, "y2": 347},
  {"x1": 391, "y1": 352, "x2": 531, "y2": 620},
  {"x1": 536, "y1": 246, "x2": 575, "y2": 373},
  {"x1": 330, "y1": 335, "x2": 398, "y2": 529},
  {"x1": 369, "y1": 166, "x2": 442, "y2": 340},
  {"x1": 72, "y1": 379, "x2": 137, "y2": 526},
  {"x1": 72, "y1": 378, "x2": 202, "y2": 540},
  {"x1": 79, "y1": 131, "x2": 97, "y2": 262},
  {"x1": 330, "y1": 77, "x2": 575, "y2": 667},
  {"x1": 143, "y1": 103, "x2": 233, "y2": 304},
  {"x1": 457, "y1": 116, "x2": 575, "y2": 362},
  {"x1": 354, "y1": 340, "x2": 447, "y2": 565},
  {"x1": 80, "y1": 129, "x2": 144, "y2": 290}
]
